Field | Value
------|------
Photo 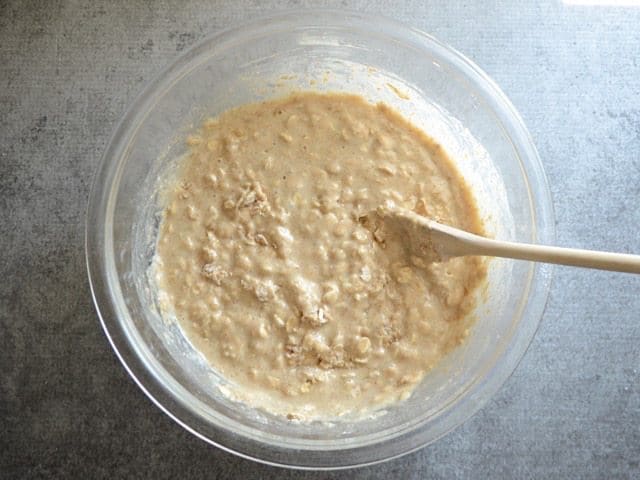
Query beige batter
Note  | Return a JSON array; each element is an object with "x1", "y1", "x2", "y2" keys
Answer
[{"x1": 154, "y1": 92, "x2": 486, "y2": 420}]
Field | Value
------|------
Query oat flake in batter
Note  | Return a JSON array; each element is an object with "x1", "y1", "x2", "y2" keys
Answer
[{"x1": 153, "y1": 92, "x2": 487, "y2": 420}]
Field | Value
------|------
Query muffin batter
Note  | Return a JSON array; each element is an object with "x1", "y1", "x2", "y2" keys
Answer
[{"x1": 154, "y1": 92, "x2": 486, "y2": 420}]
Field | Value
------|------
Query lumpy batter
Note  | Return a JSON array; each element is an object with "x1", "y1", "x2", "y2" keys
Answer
[{"x1": 154, "y1": 92, "x2": 486, "y2": 420}]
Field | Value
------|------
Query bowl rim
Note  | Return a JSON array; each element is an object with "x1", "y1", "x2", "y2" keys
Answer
[{"x1": 85, "y1": 8, "x2": 555, "y2": 470}]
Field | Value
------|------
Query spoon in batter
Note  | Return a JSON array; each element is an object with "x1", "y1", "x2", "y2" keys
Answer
[{"x1": 370, "y1": 205, "x2": 640, "y2": 274}]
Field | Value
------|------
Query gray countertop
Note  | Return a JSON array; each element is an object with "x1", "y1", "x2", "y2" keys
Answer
[{"x1": 1, "y1": 1, "x2": 639, "y2": 478}]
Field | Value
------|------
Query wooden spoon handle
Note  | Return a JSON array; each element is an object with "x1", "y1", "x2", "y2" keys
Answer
[{"x1": 459, "y1": 233, "x2": 640, "y2": 274}]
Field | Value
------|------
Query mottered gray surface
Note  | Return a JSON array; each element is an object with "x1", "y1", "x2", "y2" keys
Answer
[{"x1": 1, "y1": 1, "x2": 639, "y2": 478}]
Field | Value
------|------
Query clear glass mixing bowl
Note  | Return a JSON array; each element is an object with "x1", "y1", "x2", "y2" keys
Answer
[{"x1": 86, "y1": 10, "x2": 554, "y2": 470}]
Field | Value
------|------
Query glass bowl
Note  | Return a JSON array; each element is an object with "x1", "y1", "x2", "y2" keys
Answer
[{"x1": 86, "y1": 10, "x2": 554, "y2": 470}]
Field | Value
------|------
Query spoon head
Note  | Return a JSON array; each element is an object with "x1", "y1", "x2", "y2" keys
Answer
[{"x1": 360, "y1": 204, "x2": 450, "y2": 264}]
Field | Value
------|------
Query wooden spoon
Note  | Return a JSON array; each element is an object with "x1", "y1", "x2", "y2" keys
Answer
[{"x1": 370, "y1": 205, "x2": 640, "y2": 274}]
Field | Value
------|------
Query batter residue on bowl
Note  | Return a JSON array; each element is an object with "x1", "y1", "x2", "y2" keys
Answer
[{"x1": 153, "y1": 92, "x2": 486, "y2": 420}]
